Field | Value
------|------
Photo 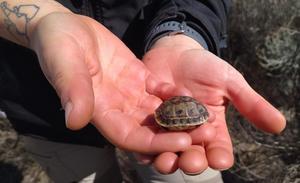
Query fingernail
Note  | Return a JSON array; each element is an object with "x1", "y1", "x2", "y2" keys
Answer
[
  {"x1": 133, "y1": 153, "x2": 153, "y2": 165},
  {"x1": 183, "y1": 170, "x2": 205, "y2": 175},
  {"x1": 137, "y1": 159, "x2": 152, "y2": 165},
  {"x1": 64, "y1": 102, "x2": 73, "y2": 128}
]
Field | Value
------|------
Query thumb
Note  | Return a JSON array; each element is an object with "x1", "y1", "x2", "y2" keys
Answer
[
  {"x1": 36, "y1": 42, "x2": 94, "y2": 130},
  {"x1": 226, "y1": 69, "x2": 286, "y2": 134}
]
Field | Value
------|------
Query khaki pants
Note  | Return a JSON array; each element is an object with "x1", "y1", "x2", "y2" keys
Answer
[
  {"x1": 22, "y1": 136, "x2": 223, "y2": 183},
  {"x1": 134, "y1": 163, "x2": 223, "y2": 183}
]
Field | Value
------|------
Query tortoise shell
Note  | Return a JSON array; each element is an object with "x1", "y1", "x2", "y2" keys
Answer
[{"x1": 154, "y1": 96, "x2": 209, "y2": 131}]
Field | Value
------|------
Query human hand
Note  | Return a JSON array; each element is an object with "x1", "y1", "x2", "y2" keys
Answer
[
  {"x1": 29, "y1": 13, "x2": 191, "y2": 154},
  {"x1": 141, "y1": 34, "x2": 286, "y2": 174}
]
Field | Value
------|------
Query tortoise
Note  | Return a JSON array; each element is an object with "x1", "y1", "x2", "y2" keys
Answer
[{"x1": 154, "y1": 96, "x2": 209, "y2": 131}]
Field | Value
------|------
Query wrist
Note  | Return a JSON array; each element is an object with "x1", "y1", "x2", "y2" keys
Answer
[
  {"x1": 28, "y1": 1, "x2": 72, "y2": 36},
  {"x1": 0, "y1": 0, "x2": 71, "y2": 47},
  {"x1": 145, "y1": 21, "x2": 208, "y2": 52},
  {"x1": 150, "y1": 34, "x2": 206, "y2": 51}
]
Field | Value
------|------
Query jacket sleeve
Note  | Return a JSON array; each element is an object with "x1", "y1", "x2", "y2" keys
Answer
[{"x1": 144, "y1": 0, "x2": 231, "y2": 56}]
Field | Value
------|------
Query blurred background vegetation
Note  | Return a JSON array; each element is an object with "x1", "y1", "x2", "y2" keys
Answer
[
  {"x1": 223, "y1": 0, "x2": 300, "y2": 182},
  {"x1": 0, "y1": 0, "x2": 299, "y2": 182}
]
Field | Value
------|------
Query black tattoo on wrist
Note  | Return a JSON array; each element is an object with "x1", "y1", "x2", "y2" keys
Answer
[{"x1": 0, "y1": 1, "x2": 39, "y2": 44}]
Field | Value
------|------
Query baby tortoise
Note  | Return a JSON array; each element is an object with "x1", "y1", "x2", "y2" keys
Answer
[{"x1": 154, "y1": 96, "x2": 209, "y2": 131}]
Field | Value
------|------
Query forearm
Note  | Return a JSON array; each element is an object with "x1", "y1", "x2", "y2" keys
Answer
[{"x1": 0, "y1": 0, "x2": 70, "y2": 47}]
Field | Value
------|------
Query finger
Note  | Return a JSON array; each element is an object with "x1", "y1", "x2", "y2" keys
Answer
[
  {"x1": 178, "y1": 145, "x2": 208, "y2": 175},
  {"x1": 146, "y1": 75, "x2": 192, "y2": 100},
  {"x1": 188, "y1": 123, "x2": 216, "y2": 144},
  {"x1": 93, "y1": 110, "x2": 191, "y2": 153},
  {"x1": 226, "y1": 69, "x2": 286, "y2": 133},
  {"x1": 153, "y1": 152, "x2": 179, "y2": 174},
  {"x1": 206, "y1": 141, "x2": 234, "y2": 170},
  {"x1": 36, "y1": 39, "x2": 94, "y2": 130},
  {"x1": 205, "y1": 115, "x2": 234, "y2": 170}
]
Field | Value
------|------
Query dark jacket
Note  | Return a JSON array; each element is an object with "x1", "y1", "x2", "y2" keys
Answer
[{"x1": 0, "y1": 0, "x2": 231, "y2": 147}]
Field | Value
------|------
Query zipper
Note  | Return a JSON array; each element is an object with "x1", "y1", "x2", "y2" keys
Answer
[
  {"x1": 72, "y1": 0, "x2": 102, "y2": 21},
  {"x1": 91, "y1": 0, "x2": 103, "y2": 23},
  {"x1": 80, "y1": 0, "x2": 94, "y2": 18}
]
